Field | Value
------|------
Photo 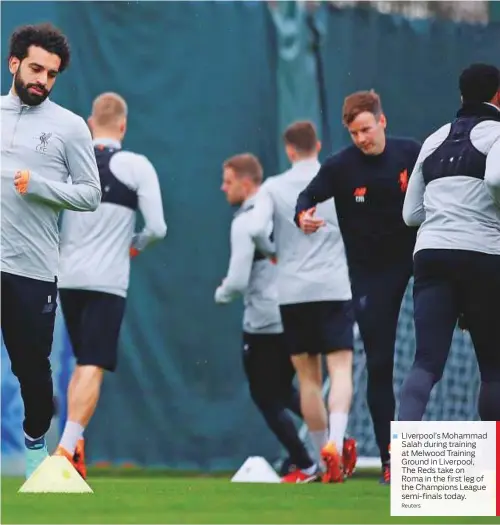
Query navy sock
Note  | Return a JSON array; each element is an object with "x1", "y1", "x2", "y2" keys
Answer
[{"x1": 25, "y1": 435, "x2": 45, "y2": 450}]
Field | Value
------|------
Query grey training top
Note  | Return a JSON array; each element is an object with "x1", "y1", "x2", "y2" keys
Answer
[
  {"x1": 215, "y1": 194, "x2": 283, "y2": 334},
  {"x1": 250, "y1": 158, "x2": 352, "y2": 305},
  {"x1": 403, "y1": 103, "x2": 500, "y2": 255},
  {"x1": 1, "y1": 92, "x2": 101, "y2": 282},
  {"x1": 58, "y1": 138, "x2": 167, "y2": 297}
]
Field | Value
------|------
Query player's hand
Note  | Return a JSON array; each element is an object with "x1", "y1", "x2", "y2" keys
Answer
[
  {"x1": 214, "y1": 285, "x2": 228, "y2": 304},
  {"x1": 14, "y1": 170, "x2": 31, "y2": 195},
  {"x1": 298, "y1": 207, "x2": 325, "y2": 234},
  {"x1": 130, "y1": 247, "x2": 140, "y2": 258}
]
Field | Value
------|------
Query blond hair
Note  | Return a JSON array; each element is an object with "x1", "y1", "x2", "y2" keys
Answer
[{"x1": 91, "y1": 92, "x2": 128, "y2": 127}]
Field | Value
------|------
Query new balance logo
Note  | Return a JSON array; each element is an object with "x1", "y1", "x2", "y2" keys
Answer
[
  {"x1": 399, "y1": 169, "x2": 409, "y2": 192},
  {"x1": 42, "y1": 297, "x2": 55, "y2": 314},
  {"x1": 353, "y1": 187, "x2": 367, "y2": 203}
]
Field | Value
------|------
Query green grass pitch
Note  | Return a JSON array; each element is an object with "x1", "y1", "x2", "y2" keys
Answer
[{"x1": 2, "y1": 468, "x2": 498, "y2": 524}]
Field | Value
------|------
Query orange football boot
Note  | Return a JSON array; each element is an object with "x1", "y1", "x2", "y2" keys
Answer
[
  {"x1": 321, "y1": 442, "x2": 344, "y2": 483},
  {"x1": 54, "y1": 438, "x2": 87, "y2": 479},
  {"x1": 342, "y1": 437, "x2": 357, "y2": 477}
]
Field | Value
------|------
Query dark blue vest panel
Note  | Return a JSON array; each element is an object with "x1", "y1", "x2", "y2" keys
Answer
[
  {"x1": 94, "y1": 145, "x2": 138, "y2": 211},
  {"x1": 253, "y1": 250, "x2": 266, "y2": 262},
  {"x1": 421, "y1": 117, "x2": 488, "y2": 186}
]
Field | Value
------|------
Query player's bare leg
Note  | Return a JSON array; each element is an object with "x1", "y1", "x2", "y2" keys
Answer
[
  {"x1": 54, "y1": 365, "x2": 104, "y2": 478},
  {"x1": 285, "y1": 353, "x2": 325, "y2": 482},
  {"x1": 326, "y1": 350, "x2": 356, "y2": 479},
  {"x1": 321, "y1": 350, "x2": 353, "y2": 483}
]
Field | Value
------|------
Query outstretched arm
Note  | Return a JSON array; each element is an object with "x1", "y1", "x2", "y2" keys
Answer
[
  {"x1": 215, "y1": 218, "x2": 255, "y2": 304},
  {"x1": 131, "y1": 155, "x2": 167, "y2": 255},
  {"x1": 294, "y1": 158, "x2": 337, "y2": 233}
]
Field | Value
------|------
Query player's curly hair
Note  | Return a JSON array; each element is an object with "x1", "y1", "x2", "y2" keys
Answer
[
  {"x1": 9, "y1": 23, "x2": 70, "y2": 72},
  {"x1": 459, "y1": 64, "x2": 500, "y2": 104}
]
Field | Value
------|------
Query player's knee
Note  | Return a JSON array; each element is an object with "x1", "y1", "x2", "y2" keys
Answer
[
  {"x1": 291, "y1": 354, "x2": 321, "y2": 383},
  {"x1": 327, "y1": 348, "x2": 352, "y2": 363},
  {"x1": 253, "y1": 396, "x2": 280, "y2": 419},
  {"x1": 326, "y1": 349, "x2": 353, "y2": 373},
  {"x1": 76, "y1": 364, "x2": 105, "y2": 379},
  {"x1": 403, "y1": 365, "x2": 440, "y2": 400},
  {"x1": 292, "y1": 360, "x2": 322, "y2": 391},
  {"x1": 412, "y1": 358, "x2": 445, "y2": 383},
  {"x1": 297, "y1": 378, "x2": 322, "y2": 399},
  {"x1": 366, "y1": 358, "x2": 393, "y2": 389},
  {"x1": 77, "y1": 358, "x2": 115, "y2": 373},
  {"x1": 248, "y1": 384, "x2": 273, "y2": 409},
  {"x1": 365, "y1": 361, "x2": 393, "y2": 408},
  {"x1": 28, "y1": 409, "x2": 54, "y2": 438},
  {"x1": 13, "y1": 356, "x2": 51, "y2": 384}
]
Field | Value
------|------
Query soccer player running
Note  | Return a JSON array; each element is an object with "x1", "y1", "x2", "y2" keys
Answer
[
  {"x1": 251, "y1": 123, "x2": 357, "y2": 484},
  {"x1": 294, "y1": 92, "x2": 421, "y2": 484},
  {"x1": 54, "y1": 93, "x2": 167, "y2": 478},
  {"x1": 398, "y1": 64, "x2": 500, "y2": 423},
  {"x1": 216, "y1": 154, "x2": 317, "y2": 483},
  {"x1": 1, "y1": 24, "x2": 101, "y2": 479}
]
